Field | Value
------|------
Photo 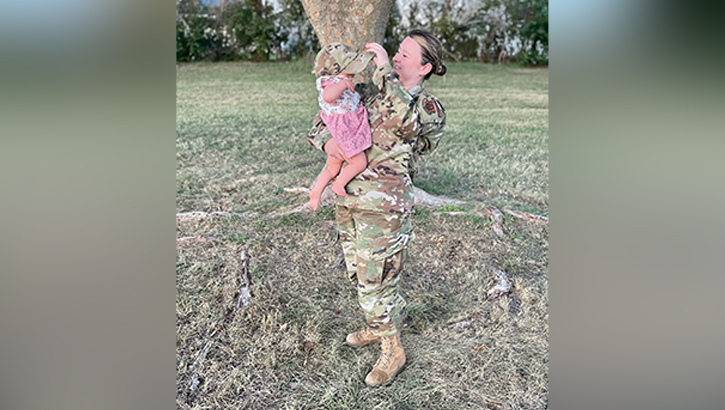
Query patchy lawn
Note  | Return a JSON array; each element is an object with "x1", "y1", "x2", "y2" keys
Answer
[{"x1": 177, "y1": 61, "x2": 548, "y2": 410}]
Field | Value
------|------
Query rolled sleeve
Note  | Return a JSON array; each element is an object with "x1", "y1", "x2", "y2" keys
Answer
[{"x1": 372, "y1": 63, "x2": 414, "y2": 109}]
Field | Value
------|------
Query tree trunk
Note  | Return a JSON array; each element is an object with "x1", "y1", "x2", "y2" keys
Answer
[{"x1": 300, "y1": 0, "x2": 395, "y2": 50}]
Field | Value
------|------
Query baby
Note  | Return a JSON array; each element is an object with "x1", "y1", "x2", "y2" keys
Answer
[{"x1": 309, "y1": 43, "x2": 373, "y2": 211}]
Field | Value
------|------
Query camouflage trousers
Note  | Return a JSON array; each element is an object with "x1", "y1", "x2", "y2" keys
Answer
[{"x1": 335, "y1": 205, "x2": 415, "y2": 337}]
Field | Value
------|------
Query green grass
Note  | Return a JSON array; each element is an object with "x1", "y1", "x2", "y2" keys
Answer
[
  {"x1": 177, "y1": 61, "x2": 548, "y2": 215},
  {"x1": 177, "y1": 61, "x2": 548, "y2": 409}
]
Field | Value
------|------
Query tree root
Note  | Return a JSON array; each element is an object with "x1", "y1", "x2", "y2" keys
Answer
[
  {"x1": 411, "y1": 186, "x2": 463, "y2": 207},
  {"x1": 176, "y1": 186, "x2": 546, "y2": 241},
  {"x1": 505, "y1": 209, "x2": 548, "y2": 222}
]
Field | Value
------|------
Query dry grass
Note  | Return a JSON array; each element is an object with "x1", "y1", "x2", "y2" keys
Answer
[{"x1": 177, "y1": 61, "x2": 548, "y2": 409}]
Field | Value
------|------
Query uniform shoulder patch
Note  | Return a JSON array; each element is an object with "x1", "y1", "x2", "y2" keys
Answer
[
  {"x1": 423, "y1": 99, "x2": 436, "y2": 115},
  {"x1": 419, "y1": 94, "x2": 444, "y2": 120}
]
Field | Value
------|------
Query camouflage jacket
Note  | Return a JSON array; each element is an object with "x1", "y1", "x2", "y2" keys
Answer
[{"x1": 307, "y1": 62, "x2": 446, "y2": 214}]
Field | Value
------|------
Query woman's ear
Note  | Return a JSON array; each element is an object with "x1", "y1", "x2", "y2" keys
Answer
[{"x1": 420, "y1": 62, "x2": 432, "y2": 78}]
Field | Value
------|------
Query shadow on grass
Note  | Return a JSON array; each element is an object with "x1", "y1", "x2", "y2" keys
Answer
[{"x1": 405, "y1": 293, "x2": 452, "y2": 332}]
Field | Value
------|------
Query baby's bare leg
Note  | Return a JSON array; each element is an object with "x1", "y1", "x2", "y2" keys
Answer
[
  {"x1": 309, "y1": 155, "x2": 344, "y2": 211},
  {"x1": 331, "y1": 152, "x2": 367, "y2": 198}
]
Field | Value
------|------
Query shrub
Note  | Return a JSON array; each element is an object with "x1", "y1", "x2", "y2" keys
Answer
[{"x1": 176, "y1": 0, "x2": 222, "y2": 61}]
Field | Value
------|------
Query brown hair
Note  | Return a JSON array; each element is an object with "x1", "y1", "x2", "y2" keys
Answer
[{"x1": 408, "y1": 29, "x2": 447, "y2": 80}]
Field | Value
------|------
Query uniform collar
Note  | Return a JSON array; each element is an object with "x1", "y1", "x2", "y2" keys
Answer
[{"x1": 407, "y1": 82, "x2": 425, "y2": 97}]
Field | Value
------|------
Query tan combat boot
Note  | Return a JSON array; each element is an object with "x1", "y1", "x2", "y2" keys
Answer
[
  {"x1": 345, "y1": 327, "x2": 381, "y2": 348},
  {"x1": 364, "y1": 335, "x2": 406, "y2": 386}
]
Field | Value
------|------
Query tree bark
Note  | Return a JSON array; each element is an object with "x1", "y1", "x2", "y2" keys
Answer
[{"x1": 300, "y1": 0, "x2": 395, "y2": 49}]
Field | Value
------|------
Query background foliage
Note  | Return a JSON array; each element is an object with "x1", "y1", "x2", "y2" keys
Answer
[{"x1": 176, "y1": 0, "x2": 548, "y2": 65}]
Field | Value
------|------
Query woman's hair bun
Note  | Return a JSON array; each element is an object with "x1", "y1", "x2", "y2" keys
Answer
[{"x1": 436, "y1": 63, "x2": 447, "y2": 76}]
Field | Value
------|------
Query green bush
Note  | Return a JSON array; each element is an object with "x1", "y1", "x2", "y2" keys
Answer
[
  {"x1": 277, "y1": 0, "x2": 319, "y2": 59},
  {"x1": 405, "y1": 0, "x2": 548, "y2": 65},
  {"x1": 501, "y1": 0, "x2": 548, "y2": 65},
  {"x1": 175, "y1": 0, "x2": 548, "y2": 65},
  {"x1": 421, "y1": 0, "x2": 480, "y2": 61},
  {"x1": 176, "y1": 0, "x2": 221, "y2": 61},
  {"x1": 516, "y1": 0, "x2": 548, "y2": 65},
  {"x1": 223, "y1": 0, "x2": 280, "y2": 61}
]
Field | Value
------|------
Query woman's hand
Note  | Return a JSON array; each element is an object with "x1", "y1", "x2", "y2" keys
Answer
[
  {"x1": 324, "y1": 137, "x2": 350, "y2": 163},
  {"x1": 365, "y1": 43, "x2": 389, "y2": 67}
]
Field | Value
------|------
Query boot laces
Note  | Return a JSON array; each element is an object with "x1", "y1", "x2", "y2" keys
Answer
[
  {"x1": 358, "y1": 327, "x2": 375, "y2": 343},
  {"x1": 376, "y1": 338, "x2": 395, "y2": 368}
]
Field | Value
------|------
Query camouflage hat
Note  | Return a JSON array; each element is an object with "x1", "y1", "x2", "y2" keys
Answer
[{"x1": 312, "y1": 43, "x2": 373, "y2": 77}]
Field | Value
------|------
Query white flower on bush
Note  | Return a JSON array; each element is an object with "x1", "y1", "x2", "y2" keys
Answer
[{"x1": 203, "y1": 27, "x2": 216, "y2": 39}]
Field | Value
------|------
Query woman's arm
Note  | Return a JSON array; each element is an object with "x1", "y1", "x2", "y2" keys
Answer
[
  {"x1": 363, "y1": 43, "x2": 415, "y2": 120},
  {"x1": 364, "y1": 43, "x2": 404, "y2": 93},
  {"x1": 416, "y1": 95, "x2": 446, "y2": 155},
  {"x1": 417, "y1": 119, "x2": 446, "y2": 155}
]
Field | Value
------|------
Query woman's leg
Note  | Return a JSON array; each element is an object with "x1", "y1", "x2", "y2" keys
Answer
[
  {"x1": 351, "y1": 210, "x2": 412, "y2": 338},
  {"x1": 335, "y1": 205, "x2": 358, "y2": 285},
  {"x1": 309, "y1": 155, "x2": 344, "y2": 211},
  {"x1": 351, "y1": 209, "x2": 412, "y2": 386},
  {"x1": 335, "y1": 206, "x2": 413, "y2": 331},
  {"x1": 338, "y1": 206, "x2": 412, "y2": 385},
  {"x1": 330, "y1": 151, "x2": 367, "y2": 197}
]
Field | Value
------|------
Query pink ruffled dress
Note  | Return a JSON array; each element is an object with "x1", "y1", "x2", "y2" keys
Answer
[{"x1": 316, "y1": 75, "x2": 372, "y2": 159}]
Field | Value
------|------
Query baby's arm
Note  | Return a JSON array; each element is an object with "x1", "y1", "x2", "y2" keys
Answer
[{"x1": 322, "y1": 77, "x2": 354, "y2": 103}]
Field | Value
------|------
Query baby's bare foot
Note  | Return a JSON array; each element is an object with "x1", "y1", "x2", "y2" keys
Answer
[
  {"x1": 331, "y1": 183, "x2": 348, "y2": 198},
  {"x1": 309, "y1": 191, "x2": 321, "y2": 211}
]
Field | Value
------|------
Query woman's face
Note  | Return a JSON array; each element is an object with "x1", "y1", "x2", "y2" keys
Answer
[{"x1": 392, "y1": 37, "x2": 431, "y2": 89}]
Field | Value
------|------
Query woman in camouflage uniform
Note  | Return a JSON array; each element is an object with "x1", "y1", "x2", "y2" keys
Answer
[{"x1": 308, "y1": 29, "x2": 446, "y2": 386}]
